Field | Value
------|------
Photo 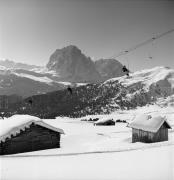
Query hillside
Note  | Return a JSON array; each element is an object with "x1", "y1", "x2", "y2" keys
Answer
[
  {"x1": 6, "y1": 66, "x2": 174, "y2": 118},
  {"x1": 0, "y1": 68, "x2": 65, "y2": 97}
]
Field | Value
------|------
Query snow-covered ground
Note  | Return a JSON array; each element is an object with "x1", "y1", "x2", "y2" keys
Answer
[
  {"x1": 0, "y1": 104, "x2": 174, "y2": 180},
  {"x1": 1, "y1": 145, "x2": 173, "y2": 180},
  {"x1": 7, "y1": 116, "x2": 173, "y2": 156}
]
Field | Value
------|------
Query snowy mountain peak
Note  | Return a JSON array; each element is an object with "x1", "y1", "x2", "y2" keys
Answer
[{"x1": 46, "y1": 45, "x2": 101, "y2": 82}]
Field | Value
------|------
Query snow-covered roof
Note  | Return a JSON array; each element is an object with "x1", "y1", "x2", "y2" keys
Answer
[
  {"x1": 94, "y1": 118, "x2": 115, "y2": 124},
  {"x1": 0, "y1": 115, "x2": 64, "y2": 142},
  {"x1": 128, "y1": 114, "x2": 172, "y2": 133}
]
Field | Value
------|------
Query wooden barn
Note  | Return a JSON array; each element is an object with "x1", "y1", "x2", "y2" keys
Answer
[
  {"x1": 129, "y1": 114, "x2": 171, "y2": 143},
  {"x1": 0, "y1": 115, "x2": 64, "y2": 155}
]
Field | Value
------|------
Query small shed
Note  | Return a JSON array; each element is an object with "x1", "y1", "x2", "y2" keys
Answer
[
  {"x1": 0, "y1": 115, "x2": 64, "y2": 155},
  {"x1": 128, "y1": 114, "x2": 172, "y2": 143},
  {"x1": 94, "y1": 118, "x2": 115, "y2": 126}
]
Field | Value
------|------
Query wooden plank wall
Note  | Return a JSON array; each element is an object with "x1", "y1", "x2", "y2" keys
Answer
[
  {"x1": 132, "y1": 123, "x2": 168, "y2": 143},
  {"x1": 153, "y1": 125, "x2": 168, "y2": 142},
  {"x1": 0, "y1": 124, "x2": 61, "y2": 155}
]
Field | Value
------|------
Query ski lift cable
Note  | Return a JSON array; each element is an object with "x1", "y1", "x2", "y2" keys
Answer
[{"x1": 111, "y1": 28, "x2": 174, "y2": 59}]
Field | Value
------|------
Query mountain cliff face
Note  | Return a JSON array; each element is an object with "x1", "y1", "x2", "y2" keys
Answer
[
  {"x1": 94, "y1": 59, "x2": 126, "y2": 80},
  {"x1": 8, "y1": 66, "x2": 174, "y2": 118},
  {"x1": 46, "y1": 45, "x2": 101, "y2": 82}
]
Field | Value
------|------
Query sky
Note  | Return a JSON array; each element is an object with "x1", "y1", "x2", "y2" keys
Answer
[{"x1": 0, "y1": 0, "x2": 174, "y2": 71}]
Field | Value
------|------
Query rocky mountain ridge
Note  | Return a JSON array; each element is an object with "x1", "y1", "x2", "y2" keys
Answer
[
  {"x1": 94, "y1": 58, "x2": 125, "y2": 80},
  {"x1": 0, "y1": 45, "x2": 127, "y2": 97},
  {"x1": 0, "y1": 59, "x2": 41, "y2": 70}
]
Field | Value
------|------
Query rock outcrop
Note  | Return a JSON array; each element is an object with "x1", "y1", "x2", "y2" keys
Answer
[{"x1": 47, "y1": 45, "x2": 101, "y2": 82}]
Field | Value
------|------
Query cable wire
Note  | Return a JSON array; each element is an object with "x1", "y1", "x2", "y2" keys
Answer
[{"x1": 111, "y1": 28, "x2": 174, "y2": 59}]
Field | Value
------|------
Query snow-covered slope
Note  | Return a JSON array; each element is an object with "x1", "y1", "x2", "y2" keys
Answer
[
  {"x1": 4, "y1": 66, "x2": 174, "y2": 117},
  {"x1": 0, "y1": 68, "x2": 67, "y2": 97},
  {"x1": 0, "y1": 67, "x2": 89, "y2": 97},
  {"x1": 14, "y1": 72, "x2": 56, "y2": 85},
  {"x1": 105, "y1": 66, "x2": 174, "y2": 93},
  {"x1": 0, "y1": 66, "x2": 91, "y2": 97}
]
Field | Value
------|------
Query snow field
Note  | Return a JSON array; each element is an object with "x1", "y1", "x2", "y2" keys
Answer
[
  {"x1": 0, "y1": 103, "x2": 174, "y2": 180},
  {"x1": 0, "y1": 144, "x2": 173, "y2": 180}
]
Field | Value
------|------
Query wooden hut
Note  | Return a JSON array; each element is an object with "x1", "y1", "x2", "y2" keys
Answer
[
  {"x1": 128, "y1": 114, "x2": 171, "y2": 143},
  {"x1": 94, "y1": 118, "x2": 115, "y2": 126},
  {"x1": 0, "y1": 115, "x2": 64, "y2": 155}
]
